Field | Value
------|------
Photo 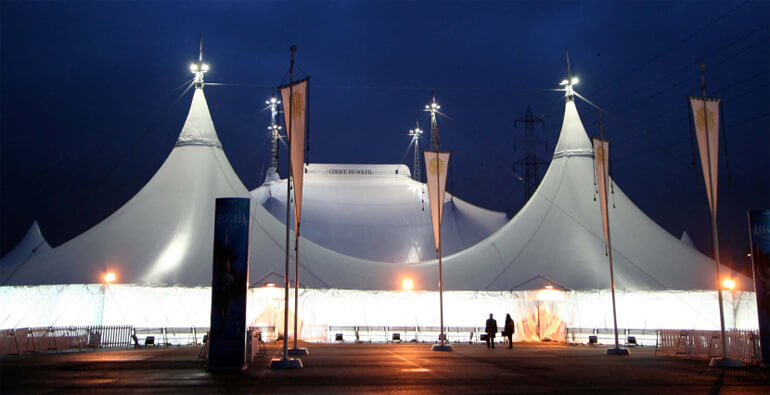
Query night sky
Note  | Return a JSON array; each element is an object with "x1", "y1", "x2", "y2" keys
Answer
[{"x1": 1, "y1": 1, "x2": 768, "y2": 274}]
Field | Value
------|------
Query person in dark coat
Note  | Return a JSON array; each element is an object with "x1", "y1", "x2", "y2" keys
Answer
[
  {"x1": 485, "y1": 313, "x2": 497, "y2": 349},
  {"x1": 503, "y1": 313, "x2": 515, "y2": 349}
]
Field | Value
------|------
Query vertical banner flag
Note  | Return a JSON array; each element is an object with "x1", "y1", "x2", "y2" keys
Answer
[
  {"x1": 209, "y1": 198, "x2": 250, "y2": 371},
  {"x1": 748, "y1": 209, "x2": 770, "y2": 364},
  {"x1": 593, "y1": 138, "x2": 610, "y2": 248},
  {"x1": 424, "y1": 151, "x2": 451, "y2": 250},
  {"x1": 280, "y1": 78, "x2": 309, "y2": 228},
  {"x1": 689, "y1": 97, "x2": 721, "y2": 213}
]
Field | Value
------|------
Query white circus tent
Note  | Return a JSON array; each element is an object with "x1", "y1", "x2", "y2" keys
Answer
[{"x1": 0, "y1": 80, "x2": 756, "y2": 338}]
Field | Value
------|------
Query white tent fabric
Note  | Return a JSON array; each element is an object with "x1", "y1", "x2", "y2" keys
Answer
[
  {"x1": 252, "y1": 163, "x2": 507, "y2": 263},
  {"x1": 0, "y1": 221, "x2": 51, "y2": 282},
  {"x1": 3, "y1": 87, "x2": 251, "y2": 285}
]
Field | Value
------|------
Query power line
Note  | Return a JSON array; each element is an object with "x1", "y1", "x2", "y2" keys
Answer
[{"x1": 587, "y1": 1, "x2": 750, "y2": 97}]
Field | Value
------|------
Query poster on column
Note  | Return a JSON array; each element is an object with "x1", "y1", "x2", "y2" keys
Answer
[
  {"x1": 748, "y1": 209, "x2": 770, "y2": 364},
  {"x1": 209, "y1": 198, "x2": 250, "y2": 371}
]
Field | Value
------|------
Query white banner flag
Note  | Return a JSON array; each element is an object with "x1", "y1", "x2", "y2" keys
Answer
[
  {"x1": 424, "y1": 151, "x2": 451, "y2": 251},
  {"x1": 689, "y1": 97, "x2": 721, "y2": 213},
  {"x1": 280, "y1": 78, "x2": 309, "y2": 229},
  {"x1": 593, "y1": 138, "x2": 610, "y2": 249}
]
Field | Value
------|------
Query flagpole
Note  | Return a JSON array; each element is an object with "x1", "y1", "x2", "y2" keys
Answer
[
  {"x1": 700, "y1": 66, "x2": 732, "y2": 367},
  {"x1": 270, "y1": 45, "x2": 302, "y2": 369},
  {"x1": 437, "y1": 148, "x2": 445, "y2": 347}
]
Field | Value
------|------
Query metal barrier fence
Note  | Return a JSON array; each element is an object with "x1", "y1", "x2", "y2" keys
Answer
[
  {"x1": 326, "y1": 326, "x2": 487, "y2": 344},
  {"x1": 566, "y1": 328, "x2": 659, "y2": 347},
  {"x1": 1, "y1": 325, "x2": 133, "y2": 356},
  {"x1": 657, "y1": 329, "x2": 761, "y2": 364}
]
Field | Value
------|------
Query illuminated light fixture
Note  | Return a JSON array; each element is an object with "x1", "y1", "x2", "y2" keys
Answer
[
  {"x1": 571, "y1": 77, "x2": 579, "y2": 85},
  {"x1": 402, "y1": 278, "x2": 414, "y2": 291},
  {"x1": 104, "y1": 272, "x2": 116, "y2": 284},
  {"x1": 747, "y1": 253, "x2": 752, "y2": 257},
  {"x1": 722, "y1": 278, "x2": 735, "y2": 290},
  {"x1": 559, "y1": 79, "x2": 569, "y2": 86},
  {"x1": 265, "y1": 282, "x2": 276, "y2": 288},
  {"x1": 545, "y1": 284, "x2": 554, "y2": 289}
]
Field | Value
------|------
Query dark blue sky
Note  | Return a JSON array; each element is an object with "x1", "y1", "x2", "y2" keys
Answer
[{"x1": 1, "y1": 1, "x2": 768, "y2": 274}]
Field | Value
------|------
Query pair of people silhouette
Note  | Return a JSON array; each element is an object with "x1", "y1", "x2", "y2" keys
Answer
[{"x1": 485, "y1": 313, "x2": 515, "y2": 349}]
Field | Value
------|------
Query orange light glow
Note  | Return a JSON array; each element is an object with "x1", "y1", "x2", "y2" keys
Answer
[
  {"x1": 402, "y1": 278, "x2": 414, "y2": 291},
  {"x1": 265, "y1": 282, "x2": 276, "y2": 288},
  {"x1": 722, "y1": 278, "x2": 735, "y2": 290},
  {"x1": 544, "y1": 284, "x2": 554, "y2": 289},
  {"x1": 104, "y1": 272, "x2": 116, "y2": 283}
]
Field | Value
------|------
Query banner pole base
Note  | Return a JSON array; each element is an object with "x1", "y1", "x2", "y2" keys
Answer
[
  {"x1": 288, "y1": 347, "x2": 309, "y2": 356},
  {"x1": 431, "y1": 344, "x2": 453, "y2": 352},
  {"x1": 605, "y1": 348, "x2": 630, "y2": 356},
  {"x1": 708, "y1": 357, "x2": 743, "y2": 368},
  {"x1": 269, "y1": 357, "x2": 303, "y2": 369}
]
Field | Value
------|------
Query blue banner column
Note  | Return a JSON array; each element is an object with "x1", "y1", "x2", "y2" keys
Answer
[
  {"x1": 748, "y1": 209, "x2": 770, "y2": 365},
  {"x1": 209, "y1": 198, "x2": 250, "y2": 371}
]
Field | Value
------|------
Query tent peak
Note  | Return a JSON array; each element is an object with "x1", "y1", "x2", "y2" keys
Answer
[
  {"x1": 552, "y1": 100, "x2": 593, "y2": 159},
  {"x1": 175, "y1": 87, "x2": 222, "y2": 148}
]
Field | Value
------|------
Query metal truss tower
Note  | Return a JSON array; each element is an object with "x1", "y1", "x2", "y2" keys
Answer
[{"x1": 513, "y1": 105, "x2": 548, "y2": 200}]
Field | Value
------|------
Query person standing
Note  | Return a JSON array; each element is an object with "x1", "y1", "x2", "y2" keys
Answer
[
  {"x1": 503, "y1": 313, "x2": 515, "y2": 349},
  {"x1": 485, "y1": 313, "x2": 497, "y2": 349}
]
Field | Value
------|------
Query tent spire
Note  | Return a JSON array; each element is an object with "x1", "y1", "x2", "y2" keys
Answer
[
  {"x1": 559, "y1": 50, "x2": 579, "y2": 101},
  {"x1": 191, "y1": 34, "x2": 209, "y2": 89}
]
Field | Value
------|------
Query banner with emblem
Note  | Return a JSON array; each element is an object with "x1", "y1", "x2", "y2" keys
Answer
[
  {"x1": 280, "y1": 77, "x2": 310, "y2": 228},
  {"x1": 424, "y1": 151, "x2": 451, "y2": 251},
  {"x1": 689, "y1": 97, "x2": 721, "y2": 213},
  {"x1": 593, "y1": 138, "x2": 610, "y2": 249}
]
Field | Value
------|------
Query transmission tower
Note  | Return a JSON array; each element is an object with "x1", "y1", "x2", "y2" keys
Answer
[
  {"x1": 408, "y1": 119, "x2": 423, "y2": 181},
  {"x1": 513, "y1": 105, "x2": 548, "y2": 200}
]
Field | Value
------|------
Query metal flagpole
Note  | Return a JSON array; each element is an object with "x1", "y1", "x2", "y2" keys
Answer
[
  {"x1": 599, "y1": 115, "x2": 624, "y2": 355},
  {"x1": 437, "y1": 148, "x2": 445, "y2": 347},
  {"x1": 270, "y1": 45, "x2": 301, "y2": 369},
  {"x1": 700, "y1": 66, "x2": 729, "y2": 364}
]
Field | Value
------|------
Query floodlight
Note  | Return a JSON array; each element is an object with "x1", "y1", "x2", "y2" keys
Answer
[
  {"x1": 202, "y1": 64, "x2": 209, "y2": 72},
  {"x1": 545, "y1": 284, "x2": 554, "y2": 289},
  {"x1": 402, "y1": 278, "x2": 414, "y2": 291},
  {"x1": 265, "y1": 282, "x2": 276, "y2": 288},
  {"x1": 559, "y1": 79, "x2": 569, "y2": 86},
  {"x1": 104, "y1": 272, "x2": 116, "y2": 284},
  {"x1": 571, "y1": 77, "x2": 579, "y2": 85},
  {"x1": 722, "y1": 278, "x2": 735, "y2": 290},
  {"x1": 190, "y1": 64, "x2": 198, "y2": 72}
]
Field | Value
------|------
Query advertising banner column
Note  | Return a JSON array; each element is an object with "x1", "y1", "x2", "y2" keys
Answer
[
  {"x1": 748, "y1": 209, "x2": 770, "y2": 364},
  {"x1": 209, "y1": 198, "x2": 250, "y2": 371}
]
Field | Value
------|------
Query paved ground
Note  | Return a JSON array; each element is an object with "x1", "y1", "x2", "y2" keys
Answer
[{"x1": 1, "y1": 342, "x2": 768, "y2": 393}]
